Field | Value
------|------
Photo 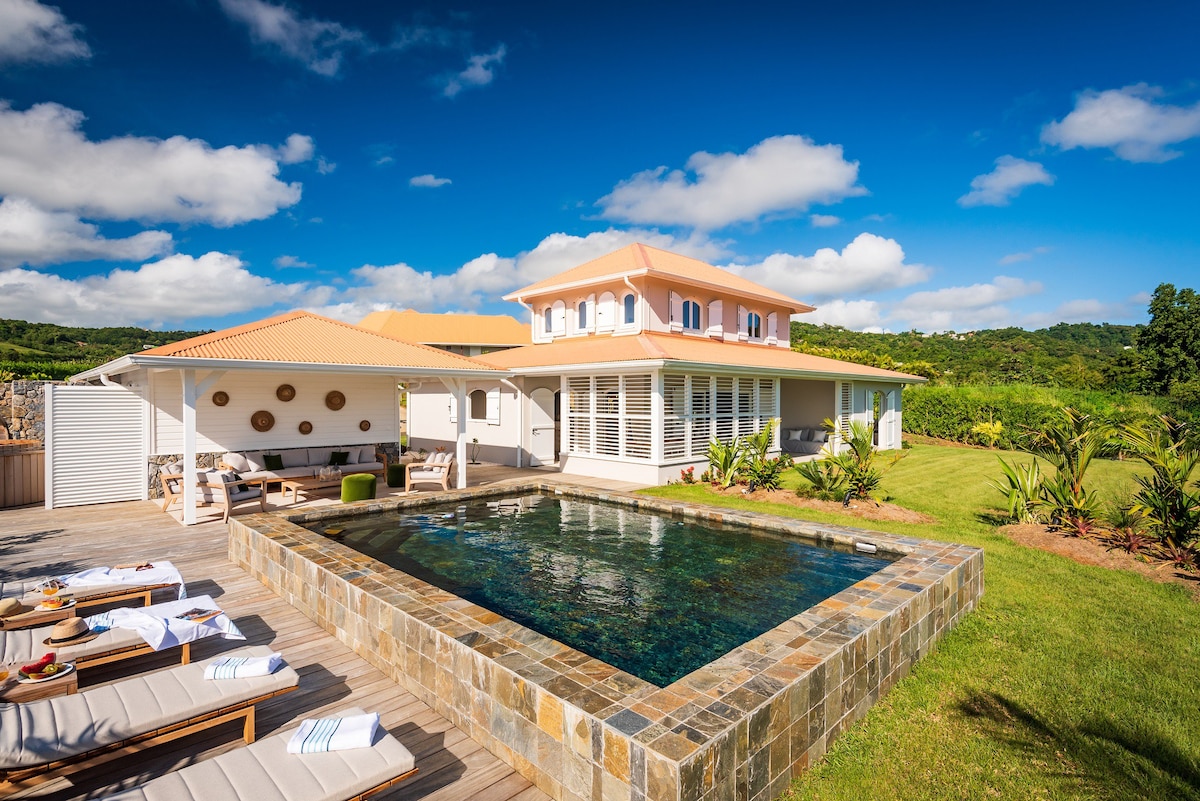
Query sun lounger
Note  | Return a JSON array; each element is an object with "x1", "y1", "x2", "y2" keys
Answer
[
  {"x1": 97, "y1": 706, "x2": 418, "y2": 801},
  {"x1": 0, "y1": 645, "x2": 298, "y2": 789},
  {"x1": 0, "y1": 595, "x2": 242, "y2": 671},
  {"x1": 0, "y1": 561, "x2": 185, "y2": 630}
]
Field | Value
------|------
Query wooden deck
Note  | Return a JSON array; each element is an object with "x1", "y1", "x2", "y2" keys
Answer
[{"x1": 0, "y1": 498, "x2": 553, "y2": 801}]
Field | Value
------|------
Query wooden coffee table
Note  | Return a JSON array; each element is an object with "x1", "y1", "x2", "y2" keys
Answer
[
  {"x1": 0, "y1": 665, "x2": 78, "y2": 702},
  {"x1": 280, "y1": 475, "x2": 346, "y2": 503}
]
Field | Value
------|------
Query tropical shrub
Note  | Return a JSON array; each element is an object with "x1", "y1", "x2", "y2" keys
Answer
[
  {"x1": 794, "y1": 458, "x2": 848, "y2": 501},
  {"x1": 971, "y1": 419, "x2": 1004, "y2": 449},
  {"x1": 1025, "y1": 408, "x2": 1116, "y2": 533},
  {"x1": 707, "y1": 437, "x2": 747, "y2": 489},
  {"x1": 745, "y1": 455, "x2": 790, "y2": 491},
  {"x1": 1122, "y1": 416, "x2": 1200, "y2": 549},
  {"x1": 989, "y1": 457, "x2": 1043, "y2": 524},
  {"x1": 822, "y1": 418, "x2": 905, "y2": 501}
]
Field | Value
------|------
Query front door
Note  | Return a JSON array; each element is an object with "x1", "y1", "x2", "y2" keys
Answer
[{"x1": 530, "y1": 388, "x2": 557, "y2": 466}]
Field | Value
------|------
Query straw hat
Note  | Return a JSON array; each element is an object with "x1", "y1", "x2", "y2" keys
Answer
[
  {"x1": 0, "y1": 597, "x2": 30, "y2": 618},
  {"x1": 42, "y1": 617, "x2": 100, "y2": 646}
]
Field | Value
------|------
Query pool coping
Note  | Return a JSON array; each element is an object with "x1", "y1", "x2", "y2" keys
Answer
[{"x1": 229, "y1": 481, "x2": 984, "y2": 801}]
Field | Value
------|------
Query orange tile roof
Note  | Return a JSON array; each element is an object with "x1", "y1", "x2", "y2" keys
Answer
[
  {"x1": 138, "y1": 310, "x2": 499, "y2": 371},
  {"x1": 357, "y1": 309, "x2": 530, "y2": 346},
  {"x1": 478, "y1": 332, "x2": 923, "y2": 382},
  {"x1": 504, "y1": 243, "x2": 812, "y2": 312}
]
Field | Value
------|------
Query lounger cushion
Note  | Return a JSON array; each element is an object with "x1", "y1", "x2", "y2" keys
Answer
[
  {"x1": 98, "y1": 707, "x2": 415, "y2": 801},
  {"x1": 0, "y1": 617, "x2": 142, "y2": 664},
  {"x1": 0, "y1": 645, "x2": 298, "y2": 770}
]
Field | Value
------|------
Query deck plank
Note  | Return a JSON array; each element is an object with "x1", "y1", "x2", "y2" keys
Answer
[{"x1": 0, "y1": 497, "x2": 550, "y2": 801}]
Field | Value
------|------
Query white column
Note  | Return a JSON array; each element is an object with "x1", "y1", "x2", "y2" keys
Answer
[
  {"x1": 438, "y1": 377, "x2": 468, "y2": 489},
  {"x1": 651, "y1": 370, "x2": 664, "y2": 465},
  {"x1": 181, "y1": 369, "x2": 197, "y2": 525}
]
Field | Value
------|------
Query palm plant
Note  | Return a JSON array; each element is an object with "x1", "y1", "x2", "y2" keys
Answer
[
  {"x1": 794, "y1": 458, "x2": 848, "y2": 500},
  {"x1": 1025, "y1": 408, "x2": 1116, "y2": 532},
  {"x1": 1122, "y1": 416, "x2": 1200, "y2": 549},
  {"x1": 822, "y1": 418, "x2": 905, "y2": 501},
  {"x1": 706, "y1": 437, "x2": 747, "y2": 489},
  {"x1": 989, "y1": 457, "x2": 1043, "y2": 524}
]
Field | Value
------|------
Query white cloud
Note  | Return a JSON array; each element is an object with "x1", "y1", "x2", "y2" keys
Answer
[
  {"x1": 725, "y1": 233, "x2": 930, "y2": 303},
  {"x1": 0, "y1": 196, "x2": 173, "y2": 268},
  {"x1": 0, "y1": 0, "x2": 90, "y2": 65},
  {"x1": 998, "y1": 246, "x2": 1051, "y2": 265},
  {"x1": 308, "y1": 228, "x2": 725, "y2": 321},
  {"x1": 958, "y1": 155, "x2": 1054, "y2": 207},
  {"x1": 409, "y1": 174, "x2": 451, "y2": 188},
  {"x1": 802, "y1": 299, "x2": 884, "y2": 331},
  {"x1": 888, "y1": 276, "x2": 1042, "y2": 332},
  {"x1": 1019, "y1": 294, "x2": 1148, "y2": 328},
  {"x1": 1042, "y1": 84, "x2": 1200, "y2": 162},
  {"x1": 217, "y1": 0, "x2": 368, "y2": 77},
  {"x1": 316, "y1": 157, "x2": 336, "y2": 174},
  {"x1": 441, "y1": 45, "x2": 506, "y2": 97},
  {"x1": 273, "y1": 254, "x2": 313, "y2": 268},
  {"x1": 597, "y1": 135, "x2": 866, "y2": 230},
  {"x1": 0, "y1": 252, "x2": 313, "y2": 326},
  {"x1": 810, "y1": 214, "x2": 841, "y2": 228},
  {"x1": 271, "y1": 133, "x2": 313, "y2": 164},
  {"x1": 0, "y1": 101, "x2": 305, "y2": 226}
]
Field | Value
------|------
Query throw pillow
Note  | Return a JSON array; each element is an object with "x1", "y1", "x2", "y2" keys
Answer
[
  {"x1": 329, "y1": 451, "x2": 350, "y2": 466},
  {"x1": 222, "y1": 470, "x2": 249, "y2": 493},
  {"x1": 812, "y1": 430, "x2": 829, "y2": 443},
  {"x1": 263, "y1": 453, "x2": 284, "y2": 471},
  {"x1": 787, "y1": 429, "x2": 805, "y2": 441},
  {"x1": 223, "y1": 452, "x2": 250, "y2": 472}
]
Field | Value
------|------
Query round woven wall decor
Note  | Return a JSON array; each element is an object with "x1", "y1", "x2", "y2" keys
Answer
[
  {"x1": 325, "y1": 390, "x2": 346, "y2": 411},
  {"x1": 298, "y1": 421, "x2": 313, "y2": 435},
  {"x1": 212, "y1": 391, "x2": 229, "y2": 407},
  {"x1": 359, "y1": 419, "x2": 371, "y2": 431},
  {"x1": 276, "y1": 384, "x2": 296, "y2": 402},
  {"x1": 251, "y1": 410, "x2": 275, "y2": 432}
]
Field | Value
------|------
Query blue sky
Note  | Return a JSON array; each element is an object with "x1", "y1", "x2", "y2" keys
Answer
[{"x1": 1, "y1": 0, "x2": 1198, "y2": 333}]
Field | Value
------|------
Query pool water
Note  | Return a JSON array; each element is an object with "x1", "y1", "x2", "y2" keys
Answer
[{"x1": 309, "y1": 493, "x2": 893, "y2": 687}]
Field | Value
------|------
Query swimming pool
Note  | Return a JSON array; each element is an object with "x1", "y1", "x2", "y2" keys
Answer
[
  {"x1": 305, "y1": 493, "x2": 894, "y2": 686},
  {"x1": 232, "y1": 480, "x2": 984, "y2": 801}
]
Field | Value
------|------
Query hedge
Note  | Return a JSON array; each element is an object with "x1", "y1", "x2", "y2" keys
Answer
[{"x1": 902, "y1": 384, "x2": 1170, "y2": 449}]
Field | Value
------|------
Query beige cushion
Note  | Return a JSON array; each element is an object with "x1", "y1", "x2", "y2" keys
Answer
[
  {"x1": 222, "y1": 452, "x2": 251, "y2": 473},
  {"x1": 280, "y1": 449, "x2": 309, "y2": 469},
  {"x1": 0, "y1": 619, "x2": 143, "y2": 664},
  {"x1": 97, "y1": 707, "x2": 415, "y2": 801},
  {"x1": 0, "y1": 645, "x2": 299, "y2": 770},
  {"x1": 306, "y1": 448, "x2": 334, "y2": 467}
]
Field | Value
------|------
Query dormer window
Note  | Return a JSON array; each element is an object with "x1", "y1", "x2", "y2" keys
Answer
[
  {"x1": 747, "y1": 312, "x2": 763, "y2": 340},
  {"x1": 623, "y1": 293, "x2": 636, "y2": 325},
  {"x1": 682, "y1": 300, "x2": 701, "y2": 332}
]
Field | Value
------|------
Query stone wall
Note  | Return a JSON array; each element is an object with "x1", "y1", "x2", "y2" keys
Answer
[
  {"x1": 0, "y1": 380, "x2": 57, "y2": 442},
  {"x1": 230, "y1": 483, "x2": 984, "y2": 801}
]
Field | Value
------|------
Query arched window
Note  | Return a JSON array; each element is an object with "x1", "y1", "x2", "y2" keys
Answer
[
  {"x1": 623, "y1": 293, "x2": 636, "y2": 325},
  {"x1": 747, "y1": 312, "x2": 762, "y2": 340},
  {"x1": 682, "y1": 300, "x2": 701, "y2": 331},
  {"x1": 578, "y1": 301, "x2": 588, "y2": 331},
  {"x1": 543, "y1": 307, "x2": 553, "y2": 334},
  {"x1": 469, "y1": 389, "x2": 487, "y2": 420}
]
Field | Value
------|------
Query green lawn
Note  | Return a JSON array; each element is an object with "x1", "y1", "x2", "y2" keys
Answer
[{"x1": 642, "y1": 444, "x2": 1200, "y2": 800}]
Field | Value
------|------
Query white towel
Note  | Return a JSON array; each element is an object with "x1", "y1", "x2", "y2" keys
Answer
[
  {"x1": 59, "y1": 560, "x2": 187, "y2": 599},
  {"x1": 287, "y1": 712, "x2": 380, "y2": 754},
  {"x1": 86, "y1": 595, "x2": 244, "y2": 651},
  {"x1": 204, "y1": 651, "x2": 282, "y2": 680}
]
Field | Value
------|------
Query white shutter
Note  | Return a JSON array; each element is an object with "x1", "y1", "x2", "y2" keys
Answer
[
  {"x1": 737, "y1": 305, "x2": 748, "y2": 341},
  {"x1": 766, "y1": 312, "x2": 778, "y2": 344},
  {"x1": 663, "y1": 373, "x2": 686, "y2": 459},
  {"x1": 597, "y1": 292, "x2": 616, "y2": 331},
  {"x1": 551, "y1": 301, "x2": 566, "y2": 335},
  {"x1": 47, "y1": 385, "x2": 145, "y2": 508},
  {"x1": 449, "y1": 394, "x2": 457, "y2": 423},
  {"x1": 669, "y1": 291, "x2": 684, "y2": 332},
  {"x1": 836, "y1": 381, "x2": 853, "y2": 444},
  {"x1": 706, "y1": 300, "x2": 723, "y2": 337},
  {"x1": 486, "y1": 388, "x2": 501, "y2": 425},
  {"x1": 587, "y1": 294, "x2": 596, "y2": 331}
]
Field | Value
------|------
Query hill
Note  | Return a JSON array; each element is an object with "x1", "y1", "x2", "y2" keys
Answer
[
  {"x1": 0, "y1": 319, "x2": 209, "y2": 380},
  {"x1": 790, "y1": 321, "x2": 1143, "y2": 389}
]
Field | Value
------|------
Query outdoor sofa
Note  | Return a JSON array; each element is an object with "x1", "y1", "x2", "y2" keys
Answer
[
  {"x1": 97, "y1": 706, "x2": 418, "y2": 801},
  {"x1": 219, "y1": 446, "x2": 388, "y2": 481},
  {"x1": 0, "y1": 645, "x2": 298, "y2": 790},
  {"x1": 781, "y1": 427, "x2": 832, "y2": 456}
]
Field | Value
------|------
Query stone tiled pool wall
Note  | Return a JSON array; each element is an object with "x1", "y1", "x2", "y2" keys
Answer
[{"x1": 229, "y1": 483, "x2": 983, "y2": 801}]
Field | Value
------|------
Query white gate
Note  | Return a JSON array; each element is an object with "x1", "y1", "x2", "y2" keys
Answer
[{"x1": 46, "y1": 385, "x2": 145, "y2": 508}]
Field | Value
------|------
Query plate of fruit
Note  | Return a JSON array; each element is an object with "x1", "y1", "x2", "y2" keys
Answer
[
  {"x1": 35, "y1": 597, "x2": 75, "y2": 611},
  {"x1": 18, "y1": 653, "x2": 74, "y2": 683}
]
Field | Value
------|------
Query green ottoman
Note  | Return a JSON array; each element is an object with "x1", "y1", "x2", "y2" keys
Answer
[
  {"x1": 340, "y1": 473, "x2": 377, "y2": 503},
  {"x1": 386, "y1": 463, "x2": 406, "y2": 489}
]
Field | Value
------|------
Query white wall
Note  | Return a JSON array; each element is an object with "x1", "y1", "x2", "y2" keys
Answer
[
  {"x1": 407, "y1": 379, "x2": 521, "y2": 464},
  {"x1": 149, "y1": 370, "x2": 399, "y2": 455}
]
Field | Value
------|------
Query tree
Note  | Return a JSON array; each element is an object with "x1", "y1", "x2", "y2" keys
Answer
[{"x1": 1137, "y1": 283, "x2": 1200, "y2": 394}]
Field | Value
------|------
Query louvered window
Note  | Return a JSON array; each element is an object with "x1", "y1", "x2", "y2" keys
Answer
[
  {"x1": 565, "y1": 374, "x2": 653, "y2": 461},
  {"x1": 665, "y1": 372, "x2": 779, "y2": 459}
]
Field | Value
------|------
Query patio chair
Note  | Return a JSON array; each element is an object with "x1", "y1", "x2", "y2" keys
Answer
[
  {"x1": 96, "y1": 706, "x2": 418, "y2": 801},
  {"x1": 161, "y1": 470, "x2": 265, "y2": 523},
  {"x1": 0, "y1": 645, "x2": 299, "y2": 790},
  {"x1": 405, "y1": 452, "x2": 455, "y2": 492},
  {"x1": 0, "y1": 594, "x2": 241, "y2": 673}
]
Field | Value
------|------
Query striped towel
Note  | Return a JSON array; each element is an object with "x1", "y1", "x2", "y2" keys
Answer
[
  {"x1": 203, "y1": 651, "x2": 282, "y2": 680},
  {"x1": 287, "y1": 712, "x2": 380, "y2": 754}
]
